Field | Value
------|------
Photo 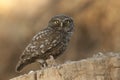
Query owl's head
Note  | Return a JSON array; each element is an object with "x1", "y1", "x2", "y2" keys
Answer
[{"x1": 48, "y1": 14, "x2": 74, "y2": 33}]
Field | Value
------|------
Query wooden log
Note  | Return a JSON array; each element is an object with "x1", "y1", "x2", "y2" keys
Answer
[{"x1": 10, "y1": 52, "x2": 120, "y2": 80}]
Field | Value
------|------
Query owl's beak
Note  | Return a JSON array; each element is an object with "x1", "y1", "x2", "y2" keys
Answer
[{"x1": 60, "y1": 22, "x2": 63, "y2": 27}]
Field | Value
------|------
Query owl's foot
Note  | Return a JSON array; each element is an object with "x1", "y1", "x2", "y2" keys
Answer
[
  {"x1": 46, "y1": 55, "x2": 57, "y2": 67},
  {"x1": 36, "y1": 59, "x2": 48, "y2": 69}
]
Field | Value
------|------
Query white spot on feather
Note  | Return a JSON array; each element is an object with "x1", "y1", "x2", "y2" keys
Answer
[
  {"x1": 41, "y1": 50, "x2": 45, "y2": 53},
  {"x1": 52, "y1": 40, "x2": 57, "y2": 43},
  {"x1": 40, "y1": 44, "x2": 44, "y2": 48}
]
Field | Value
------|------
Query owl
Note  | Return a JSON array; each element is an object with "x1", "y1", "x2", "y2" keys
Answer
[{"x1": 16, "y1": 14, "x2": 74, "y2": 72}]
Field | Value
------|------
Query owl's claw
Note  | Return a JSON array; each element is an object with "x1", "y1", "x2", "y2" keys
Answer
[
  {"x1": 36, "y1": 59, "x2": 47, "y2": 69},
  {"x1": 42, "y1": 62, "x2": 48, "y2": 68},
  {"x1": 36, "y1": 56, "x2": 56, "y2": 70}
]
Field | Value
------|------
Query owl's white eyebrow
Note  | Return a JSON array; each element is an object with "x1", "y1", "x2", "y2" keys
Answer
[
  {"x1": 64, "y1": 18, "x2": 70, "y2": 21},
  {"x1": 54, "y1": 18, "x2": 61, "y2": 21}
]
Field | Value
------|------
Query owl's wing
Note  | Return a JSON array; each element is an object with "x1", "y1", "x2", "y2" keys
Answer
[
  {"x1": 20, "y1": 28, "x2": 56, "y2": 60},
  {"x1": 16, "y1": 28, "x2": 61, "y2": 72}
]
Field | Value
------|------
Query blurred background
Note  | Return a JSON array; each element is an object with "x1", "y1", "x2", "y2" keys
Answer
[{"x1": 0, "y1": 0, "x2": 120, "y2": 80}]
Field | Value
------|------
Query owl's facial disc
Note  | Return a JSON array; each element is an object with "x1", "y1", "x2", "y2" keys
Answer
[{"x1": 49, "y1": 15, "x2": 74, "y2": 32}]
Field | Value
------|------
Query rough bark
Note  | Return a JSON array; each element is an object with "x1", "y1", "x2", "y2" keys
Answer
[{"x1": 10, "y1": 52, "x2": 120, "y2": 80}]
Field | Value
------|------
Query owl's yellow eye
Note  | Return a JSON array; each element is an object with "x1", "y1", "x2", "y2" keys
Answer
[
  {"x1": 54, "y1": 20, "x2": 59, "y2": 24},
  {"x1": 65, "y1": 20, "x2": 71, "y2": 24}
]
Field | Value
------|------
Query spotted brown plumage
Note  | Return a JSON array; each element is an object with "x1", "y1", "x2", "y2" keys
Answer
[{"x1": 16, "y1": 14, "x2": 74, "y2": 72}]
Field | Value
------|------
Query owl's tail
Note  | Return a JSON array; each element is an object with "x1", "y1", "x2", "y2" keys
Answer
[
  {"x1": 16, "y1": 59, "x2": 34, "y2": 72},
  {"x1": 16, "y1": 61, "x2": 26, "y2": 72}
]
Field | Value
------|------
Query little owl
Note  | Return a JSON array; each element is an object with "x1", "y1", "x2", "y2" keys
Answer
[{"x1": 16, "y1": 14, "x2": 74, "y2": 72}]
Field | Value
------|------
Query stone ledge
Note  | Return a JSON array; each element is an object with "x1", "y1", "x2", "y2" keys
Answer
[{"x1": 10, "y1": 52, "x2": 120, "y2": 80}]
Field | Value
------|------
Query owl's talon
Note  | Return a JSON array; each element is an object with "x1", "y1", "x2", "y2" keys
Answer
[
  {"x1": 42, "y1": 62, "x2": 48, "y2": 68},
  {"x1": 36, "y1": 59, "x2": 48, "y2": 69}
]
